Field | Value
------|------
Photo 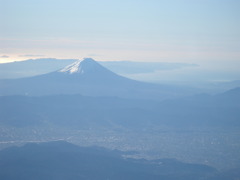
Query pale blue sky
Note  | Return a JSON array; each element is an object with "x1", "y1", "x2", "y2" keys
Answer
[{"x1": 1, "y1": 0, "x2": 240, "y2": 68}]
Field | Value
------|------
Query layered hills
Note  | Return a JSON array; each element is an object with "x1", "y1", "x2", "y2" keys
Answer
[{"x1": 0, "y1": 87, "x2": 239, "y2": 128}]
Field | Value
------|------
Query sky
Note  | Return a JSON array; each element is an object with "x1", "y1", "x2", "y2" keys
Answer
[{"x1": 0, "y1": 0, "x2": 240, "y2": 81}]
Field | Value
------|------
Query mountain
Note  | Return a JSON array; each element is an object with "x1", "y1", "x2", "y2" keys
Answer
[
  {"x1": 59, "y1": 58, "x2": 119, "y2": 76},
  {"x1": 53, "y1": 58, "x2": 131, "y2": 83},
  {"x1": 0, "y1": 58, "x2": 191, "y2": 100},
  {"x1": 0, "y1": 141, "x2": 218, "y2": 180}
]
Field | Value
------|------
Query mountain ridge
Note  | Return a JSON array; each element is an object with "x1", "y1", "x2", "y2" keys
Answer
[
  {"x1": 0, "y1": 141, "x2": 218, "y2": 180},
  {"x1": 0, "y1": 87, "x2": 239, "y2": 128}
]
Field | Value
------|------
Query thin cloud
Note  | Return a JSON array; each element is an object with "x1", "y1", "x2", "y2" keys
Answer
[
  {"x1": 87, "y1": 53, "x2": 101, "y2": 57},
  {"x1": 19, "y1": 54, "x2": 45, "y2": 57},
  {"x1": 0, "y1": 55, "x2": 9, "y2": 58}
]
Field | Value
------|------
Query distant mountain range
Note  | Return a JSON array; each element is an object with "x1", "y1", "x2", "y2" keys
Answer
[
  {"x1": 0, "y1": 58, "x2": 193, "y2": 100},
  {"x1": 0, "y1": 87, "x2": 239, "y2": 128},
  {"x1": 0, "y1": 141, "x2": 220, "y2": 180}
]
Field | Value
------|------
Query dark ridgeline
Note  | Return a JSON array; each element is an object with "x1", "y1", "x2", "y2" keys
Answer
[{"x1": 0, "y1": 141, "x2": 218, "y2": 180}]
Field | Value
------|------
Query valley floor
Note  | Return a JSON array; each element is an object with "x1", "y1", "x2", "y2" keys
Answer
[{"x1": 0, "y1": 126, "x2": 239, "y2": 170}]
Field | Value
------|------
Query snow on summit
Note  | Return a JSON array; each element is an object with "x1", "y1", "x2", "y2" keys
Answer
[
  {"x1": 58, "y1": 58, "x2": 107, "y2": 75},
  {"x1": 59, "y1": 60, "x2": 82, "y2": 74}
]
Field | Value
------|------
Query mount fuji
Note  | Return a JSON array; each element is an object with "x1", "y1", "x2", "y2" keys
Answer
[{"x1": 0, "y1": 58, "x2": 190, "y2": 99}]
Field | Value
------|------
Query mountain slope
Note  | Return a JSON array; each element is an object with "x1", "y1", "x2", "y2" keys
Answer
[
  {"x1": 0, "y1": 58, "x2": 198, "y2": 79},
  {"x1": 0, "y1": 58, "x2": 191, "y2": 100},
  {"x1": 0, "y1": 58, "x2": 77, "y2": 79}
]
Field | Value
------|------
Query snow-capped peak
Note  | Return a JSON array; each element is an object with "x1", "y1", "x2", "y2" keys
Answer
[
  {"x1": 58, "y1": 58, "x2": 111, "y2": 76},
  {"x1": 59, "y1": 60, "x2": 83, "y2": 74},
  {"x1": 59, "y1": 58, "x2": 101, "y2": 75}
]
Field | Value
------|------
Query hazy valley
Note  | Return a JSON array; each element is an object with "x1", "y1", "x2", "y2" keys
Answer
[{"x1": 0, "y1": 58, "x2": 239, "y2": 179}]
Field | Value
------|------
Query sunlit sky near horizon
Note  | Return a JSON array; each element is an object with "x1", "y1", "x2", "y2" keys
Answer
[{"x1": 1, "y1": 0, "x2": 240, "y2": 72}]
